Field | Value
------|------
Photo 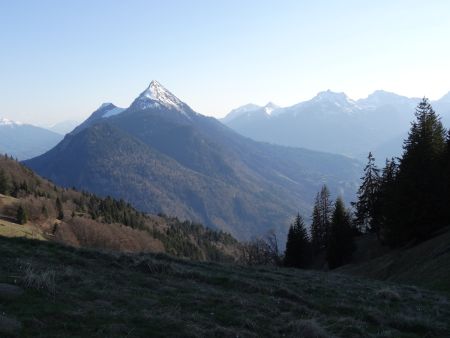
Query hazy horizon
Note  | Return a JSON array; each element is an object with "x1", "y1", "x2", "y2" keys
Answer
[{"x1": 1, "y1": 0, "x2": 450, "y2": 125}]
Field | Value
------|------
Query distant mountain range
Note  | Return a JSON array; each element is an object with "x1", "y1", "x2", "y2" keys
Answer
[
  {"x1": 47, "y1": 120, "x2": 79, "y2": 135},
  {"x1": 24, "y1": 81, "x2": 361, "y2": 240},
  {"x1": 222, "y1": 90, "x2": 450, "y2": 162},
  {"x1": 0, "y1": 118, "x2": 63, "y2": 160}
]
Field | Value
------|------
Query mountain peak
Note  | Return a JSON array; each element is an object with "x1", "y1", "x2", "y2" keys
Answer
[
  {"x1": 314, "y1": 90, "x2": 349, "y2": 101},
  {"x1": 310, "y1": 90, "x2": 358, "y2": 109},
  {"x1": 358, "y1": 90, "x2": 419, "y2": 109},
  {"x1": 263, "y1": 102, "x2": 279, "y2": 115},
  {"x1": 132, "y1": 80, "x2": 187, "y2": 113}
]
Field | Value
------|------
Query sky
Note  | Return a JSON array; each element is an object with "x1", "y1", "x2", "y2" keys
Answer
[{"x1": 1, "y1": 0, "x2": 450, "y2": 125}]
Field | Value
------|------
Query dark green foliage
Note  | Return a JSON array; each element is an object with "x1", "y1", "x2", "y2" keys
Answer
[
  {"x1": 55, "y1": 197, "x2": 64, "y2": 220},
  {"x1": 397, "y1": 98, "x2": 447, "y2": 238},
  {"x1": 444, "y1": 130, "x2": 450, "y2": 224},
  {"x1": 0, "y1": 154, "x2": 240, "y2": 262},
  {"x1": 377, "y1": 158, "x2": 399, "y2": 243},
  {"x1": 310, "y1": 185, "x2": 332, "y2": 253},
  {"x1": 384, "y1": 99, "x2": 447, "y2": 246},
  {"x1": 327, "y1": 197, "x2": 355, "y2": 269},
  {"x1": 16, "y1": 205, "x2": 28, "y2": 225},
  {"x1": 0, "y1": 169, "x2": 10, "y2": 195},
  {"x1": 41, "y1": 205, "x2": 49, "y2": 218},
  {"x1": 284, "y1": 214, "x2": 311, "y2": 268},
  {"x1": 153, "y1": 218, "x2": 238, "y2": 262},
  {"x1": 353, "y1": 99, "x2": 450, "y2": 247},
  {"x1": 353, "y1": 152, "x2": 380, "y2": 233}
]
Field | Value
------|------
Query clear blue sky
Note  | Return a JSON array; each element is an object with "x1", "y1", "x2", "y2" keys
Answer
[{"x1": 1, "y1": 0, "x2": 449, "y2": 125}]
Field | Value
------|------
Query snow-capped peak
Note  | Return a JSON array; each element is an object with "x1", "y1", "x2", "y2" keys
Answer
[
  {"x1": 132, "y1": 80, "x2": 188, "y2": 114},
  {"x1": 308, "y1": 90, "x2": 360, "y2": 113},
  {"x1": 263, "y1": 102, "x2": 279, "y2": 115},
  {"x1": 97, "y1": 103, "x2": 125, "y2": 118},
  {"x1": 312, "y1": 90, "x2": 352, "y2": 103},
  {"x1": 0, "y1": 117, "x2": 22, "y2": 126}
]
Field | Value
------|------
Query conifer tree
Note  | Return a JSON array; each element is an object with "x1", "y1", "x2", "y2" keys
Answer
[
  {"x1": 353, "y1": 152, "x2": 380, "y2": 234},
  {"x1": 0, "y1": 169, "x2": 9, "y2": 195},
  {"x1": 376, "y1": 158, "x2": 399, "y2": 243},
  {"x1": 445, "y1": 130, "x2": 450, "y2": 224},
  {"x1": 16, "y1": 205, "x2": 28, "y2": 225},
  {"x1": 326, "y1": 197, "x2": 355, "y2": 269},
  {"x1": 393, "y1": 98, "x2": 447, "y2": 244},
  {"x1": 310, "y1": 185, "x2": 332, "y2": 253},
  {"x1": 56, "y1": 197, "x2": 64, "y2": 220},
  {"x1": 284, "y1": 214, "x2": 311, "y2": 268}
]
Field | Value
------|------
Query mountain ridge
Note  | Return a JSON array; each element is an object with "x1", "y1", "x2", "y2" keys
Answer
[
  {"x1": 25, "y1": 81, "x2": 361, "y2": 240},
  {"x1": 0, "y1": 117, "x2": 63, "y2": 160},
  {"x1": 222, "y1": 89, "x2": 450, "y2": 161}
]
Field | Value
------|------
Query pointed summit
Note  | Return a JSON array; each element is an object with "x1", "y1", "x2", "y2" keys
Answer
[
  {"x1": 263, "y1": 102, "x2": 279, "y2": 115},
  {"x1": 306, "y1": 90, "x2": 360, "y2": 113},
  {"x1": 131, "y1": 80, "x2": 189, "y2": 114}
]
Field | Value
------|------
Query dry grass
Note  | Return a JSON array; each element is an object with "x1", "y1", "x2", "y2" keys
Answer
[
  {"x1": 375, "y1": 288, "x2": 401, "y2": 301},
  {"x1": 0, "y1": 314, "x2": 22, "y2": 336},
  {"x1": 1, "y1": 236, "x2": 449, "y2": 337},
  {"x1": 22, "y1": 264, "x2": 56, "y2": 296},
  {"x1": 55, "y1": 217, "x2": 165, "y2": 253},
  {"x1": 288, "y1": 319, "x2": 330, "y2": 338},
  {"x1": 0, "y1": 219, "x2": 46, "y2": 240}
]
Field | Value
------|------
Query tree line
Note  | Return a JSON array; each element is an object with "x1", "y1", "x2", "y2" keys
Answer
[
  {"x1": 283, "y1": 98, "x2": 450, "y2": 269},
  {"x1": 353, "y1": 98, "x2": 449, "y2": 247},
  {"x1": 284, "y1": 185, "x2": 356, "y2": 269}
]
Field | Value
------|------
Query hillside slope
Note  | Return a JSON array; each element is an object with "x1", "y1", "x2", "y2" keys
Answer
[
  {"x1": 338, "y1": 228, "x2": 450, "y2": 294},
  {"x1": 25, "y1": 81, "x2": 361, "y2": 240},
  {"x1": 0, "y1": 155, "x2": 240, "y2": 262},
  {"x1": 0, "y1": 236, "x2": 449, "y2": 337}
]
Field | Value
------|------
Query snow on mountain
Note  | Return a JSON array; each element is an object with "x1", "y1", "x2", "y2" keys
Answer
[
  {"x1": 222, "y1": 89, "x2": 433, "y2": 160},
  {"x1": 222, "y1": 102, "x2": 279, "y2": 122},
  {"x1": 0, "y1": 117, "x2": 23, "y2": 126},
  {"x1": 263, "y1": 102, "x2": 279, "y2": 115},
  {"x1": 0, "y1": 117, "x2": 62, "y2": 160},
  {"x1": 101, "y1": 104, "x2": 125, "y2": 118},
  {"x1": 304, "y1": 90, "x2": 361, "y2": 114},
  {"x1": 221, "y1": 104, "x2": 261, "y2": 123},
  {"x1": 357, "y1": 90, "x2": 419, "y2": 110},
  {"x1": 130, "y1": 80, "x2": 192, "y2": 118}
]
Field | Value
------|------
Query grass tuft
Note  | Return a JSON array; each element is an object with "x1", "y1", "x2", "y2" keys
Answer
[
  {"x1": 288, "y1": 319, "x2": 330, "y2": 338},
  {"x1": 376, "y1": 288, "x2": 401, "y2": 301},
  {"x1": 21, "y1": 264, "x2": 56, "y2": 296}
]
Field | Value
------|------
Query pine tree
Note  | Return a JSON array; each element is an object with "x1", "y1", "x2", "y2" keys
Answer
[
  {"x1": 56, "y1": 197, "x2": 64, "y2": 220},
  {"x1": 16, "y1": 205, "x2": 28, "y2": 225},
  {"x1": 284, "y1": 214, "x2": 311, "y2": 268},
  {"x1": 0, "y1": 169, "x2": 9, "y2": 195},
  {"x1": 310, "y1": 185, "x2": 332, "y2": 253},
  {"x1": 393, "y1": 98, "x2": 447, "y2": 244},
  {"x1": 326, "y1": 197, "x2": 355, "y2": 269},
  {"x1": 376, "y1": 158, "x2": 399, "y2": 244},
  {"x1": 353, "y1": 152, "x2": 380, "y2": 234},
  {"x1": 310, "y1": 203, "x2": 322, "y2": 253},
  {"x1": 445, "y1": 130, "x2": 450, "y2": 224}
]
